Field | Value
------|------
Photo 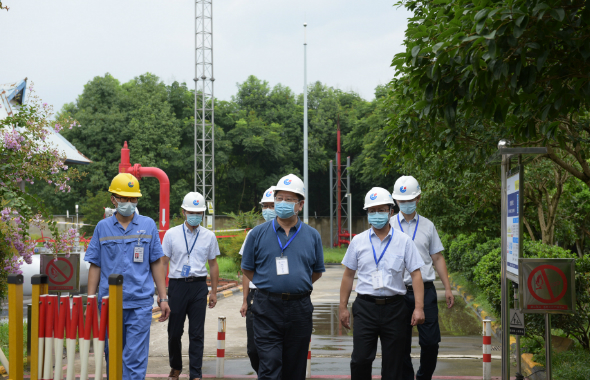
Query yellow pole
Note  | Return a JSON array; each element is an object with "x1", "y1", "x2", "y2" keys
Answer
[
  {"x1": 8, "y1": 274, "x2": 24, "y2": 380},
  {"x1": 108, "y1": 274, "x2": 124, "y2": 380},
  {"x1": 30, "y1": 274, "x2": 48, "y2": 380}
]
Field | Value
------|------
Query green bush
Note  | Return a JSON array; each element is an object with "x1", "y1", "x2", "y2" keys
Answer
[
  {"x1": 445, "y1": 233, "x2": 488, "y2": 273},
  {"x1": 217, "y1": 232, "x2": 247, "y2": 268},
  {"x1": 533, "y1": 347, "x2": 590, "y2": 380},
  {"x1": 224, "y1": 209, "x2": 262, "y2": 229}
]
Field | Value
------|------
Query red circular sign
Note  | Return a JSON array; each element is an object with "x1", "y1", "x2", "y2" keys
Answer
[
  {"x1": 45, "y1": 258, "x2": 74, "y2": 285},
  {"x1": 527, "y1": 264, "x2": 567, "y2": 304}
]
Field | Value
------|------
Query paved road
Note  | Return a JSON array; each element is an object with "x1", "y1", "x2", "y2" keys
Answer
[{"x1": 146, "y1": 265, "x2": 503, "y2": 377}]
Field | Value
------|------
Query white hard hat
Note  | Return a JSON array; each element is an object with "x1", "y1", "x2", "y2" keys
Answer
[
  {"x1": 260, "y1": 186, "x2": 275, "y2": 204},
  {"x1": 363, "y1": 187, "x2": 395, "y2": 209},
  {"x1": 181, "y1": 192, "x2": 206, "y2": 212},
  {"x1": 392, "y1": 176, "x2": 421, "y2": 201},
  {"x1": 274, "y1": 174, "x2": 305, "y2": 199}
]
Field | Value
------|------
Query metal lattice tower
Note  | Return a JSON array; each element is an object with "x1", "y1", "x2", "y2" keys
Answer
[{"x1": 194, "y1": 0, "x2": 215, "y2": 229}]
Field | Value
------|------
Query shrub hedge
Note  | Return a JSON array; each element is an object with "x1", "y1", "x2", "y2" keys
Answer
[{"x1": 442, "y1": 232, "x2": 590, "y2": 351}]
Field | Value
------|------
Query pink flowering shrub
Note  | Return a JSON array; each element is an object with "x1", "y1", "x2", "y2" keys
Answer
[{"x1": 1, "y1": 84, "x2": 82, "y2": 278}]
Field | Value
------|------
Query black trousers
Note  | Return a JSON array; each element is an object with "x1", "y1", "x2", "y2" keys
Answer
[
  {"x1": 350, "y1": 295, "x2": 408, "y2": 380},
  {"x1": 252, "y1": 290, "x2": 313, "y2": 380},
  {"x1": 246, "y1": 289, "x2": 260, "y2": 374},
  {"x1": 168, "y1": 279, "x2": 208, "y2": 379},
  {"x1": 402, "y1": 286, "x2": 441, "y2": 380}
]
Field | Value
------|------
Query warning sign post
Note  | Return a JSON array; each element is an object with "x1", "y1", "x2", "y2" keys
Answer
[
  {"x1": 509, "y1": 309, "x2": 525, "y2": 336},
  {"x1": 40, "y1": 253, "x2": 81, "y2": 293},
  {"x1": 519, "y1": 258, "x2": 576, "y2": 314}
]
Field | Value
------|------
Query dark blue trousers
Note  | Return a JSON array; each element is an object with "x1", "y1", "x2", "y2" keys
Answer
[
  {"x1": 402, "y1": 286, "x2": 441, "y2": 380},
  {"x1": 168, "y1": 279, "x2": 208, "y2": 379},
  {"x1": 350, "y1": 295, "x2": 408, "y2": 380},
  {"x1": 252, "y1": 291, "x2": 313, "y2": 380},
  {"x1": 246, "y1": 289, "x2": 260, "y2": 374}
]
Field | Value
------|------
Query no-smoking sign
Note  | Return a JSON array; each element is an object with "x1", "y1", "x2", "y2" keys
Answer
[
  {"x1": 40, "y1": 254, "x2": 80, "y2": 292},
  {"x1": 519, "y1": 258, "x2": 576, "y2": 314}
]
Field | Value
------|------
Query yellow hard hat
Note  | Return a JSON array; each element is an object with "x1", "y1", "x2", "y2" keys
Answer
[{"x1": 108, "y1": 173, "x2": 142, "y2": 197}]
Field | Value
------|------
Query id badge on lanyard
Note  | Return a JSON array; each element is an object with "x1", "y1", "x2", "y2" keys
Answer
[
  {"x1": 182, "y1": 226, "x2": 200, "y2": 277},
  {"x1": 369, "y1": 230, "x2": 393, "y2": 289},
  {"x1": 134, "y1": 231, "x2": 145, "y2": 263},
  {"x1": 272, "y1": 220, "x2": 302, "y2": 276}
]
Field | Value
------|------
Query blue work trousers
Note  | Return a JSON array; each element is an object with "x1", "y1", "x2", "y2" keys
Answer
[{"x1": 103, "y1": 305, "x2": 153, "y2": 380}]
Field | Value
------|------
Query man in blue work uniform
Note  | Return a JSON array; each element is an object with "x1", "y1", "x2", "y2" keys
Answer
[
  {"x1": 85, "y1": 173, "x2": 170, "y2": 380},
  {"x1": 241, "y1": 174, "x2": 325, "y2": 380},
  {"x1": 391, "y1": 176, "x2": 454, "y2": 380},
  {"x1": 163, "y1": 191, "x2": 220, "y2": 380},
  {"x1": 239, "y1": 186, "x2": 276, "y2": 375},
  {"x1": 339, "y1": 187, "x2": 425, "y2": 380}
]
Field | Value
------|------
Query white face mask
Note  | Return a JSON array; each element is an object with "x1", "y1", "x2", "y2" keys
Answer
[{"x1": 117, "y1": 201, "x2": 137, "y2": 217}]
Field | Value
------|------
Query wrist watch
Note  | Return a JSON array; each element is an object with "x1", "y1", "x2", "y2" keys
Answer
[{"x1": 159, "y1": 298, "x2": 169, "y2": 303}]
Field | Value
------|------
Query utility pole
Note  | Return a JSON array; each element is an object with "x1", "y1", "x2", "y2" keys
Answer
[
  {"x1": 195, "y1": 0, "x2": 215, "y2": 229},
  {"x1": 303, "y1": 22, "x2": 309, "y2": 224}
]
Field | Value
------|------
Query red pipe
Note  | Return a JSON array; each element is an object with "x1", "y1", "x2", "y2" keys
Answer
[{"x1": 119, "y1": 141, "x2": 170, "y2": 242}]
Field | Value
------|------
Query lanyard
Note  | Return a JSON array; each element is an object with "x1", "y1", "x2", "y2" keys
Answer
[
  {"x1": 369, "y1": 227, "x2": 394, "y2": 268},
  {"x1": 397, "y1": 214, "x2": 420, "y2": 241},
  {"x1": 272, "y1": 219, "x2": 303, "y2": 256},
  {"x1": 182, "y1": 225, "x2": 200, "y2": 264}
]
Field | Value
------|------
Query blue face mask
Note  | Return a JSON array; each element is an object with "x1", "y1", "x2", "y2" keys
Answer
[
  {"x1": 399, "y1": 201, "x2": 417, "y2": 215},
  {"x1": 368, "y1": 212, "x2": 390, "y2": 229},
  {"x1": 275, "y1": 201, "x2": 297, "y2": 219},
  {"x1": 117, "y1": 202, "x2": 136, "y2": 217},
  {"x1": 262, "y1": 209, "x2": 276, "y2": 222},
  {"x1": 186, "y1": 214, "x2": 203, "y2": 226}
]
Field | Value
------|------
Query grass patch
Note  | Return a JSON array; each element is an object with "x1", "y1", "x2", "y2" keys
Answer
[
  {"x1": 207, "y1": 256, "x2": 240, "y2": 281},
  {"x1": 0, "y1": 322, "x2": 27, "y2": 363},
  {"x1": 532, "y1": 347, "x2": 590, "y2": 380},
  {"x1": 449, "y1": 271, "x2": 499, "y2": 320},
  {"x1": 324, "y1": 247, "x2": 347, "y2": 264}
]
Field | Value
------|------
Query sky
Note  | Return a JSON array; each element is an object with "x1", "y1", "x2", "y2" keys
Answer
[{"x1": 1, "y1": 0, "x2": 411, "y2": 112}]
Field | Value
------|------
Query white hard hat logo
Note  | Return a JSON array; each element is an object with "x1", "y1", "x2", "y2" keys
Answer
[
  {"x1": 284, "y1": 179, "x2": 292, "y2": 185},
  {"x1": 193, "y1": 200, "x2": 199, "y2": 205},
  {"x1": 265, "y1": 190, "x2": 273, "y2": 197},
  {"x1": 400, "y1": 186, "x2": 407, "y2": 193},
  {"x1": 369, "y1": 193, "x2": 378, "y2": 200}
]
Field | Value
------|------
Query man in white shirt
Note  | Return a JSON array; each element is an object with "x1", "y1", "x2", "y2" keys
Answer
[
  {"x1": 239, "y1": 186, "x2": 276, "y2": 375},
  {"x1": 391, "y1": 176, "x2": 454, "y2": 380},
  {"x1": 162, "y1": 192, "x2": 220, "y2": 380},
  {"x1": 339, "y1": 187, "x2": 425, "y2": 380}
]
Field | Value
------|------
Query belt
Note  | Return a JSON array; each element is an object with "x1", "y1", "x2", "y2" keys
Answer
[
  {"x1": 405, "y1": 281, "x2": 434, "y2": 291},
  {"x1": 169, "y1": 276, "x2": 207, "y2": 283},
  {"x1": 357, "y1": 293, "x2": 402, "y2": 305},
  {"x1": 256, "y1": 288, "x2": 311, "y2": 301}
]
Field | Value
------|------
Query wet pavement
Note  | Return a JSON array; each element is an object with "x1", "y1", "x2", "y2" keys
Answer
[{"x1": 146, "y1": 265, "x2": 504, "y2": 377}]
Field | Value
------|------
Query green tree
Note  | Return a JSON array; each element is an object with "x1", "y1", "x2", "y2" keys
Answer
[{"x1": 79, "y1": 191, "x2": 112, "y2": 235}]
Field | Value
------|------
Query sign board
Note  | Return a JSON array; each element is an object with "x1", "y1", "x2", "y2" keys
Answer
[
  {"x1": 40, "y1": 253, "x2": 80, "y2": 293},
  {"x1": 206, "y1": 215, "x2": 213, "y2": 229},
  {"x1": 207, "y1": 201, "x2": 214, "y2": 214},
  {"x1": 506, "y1": 172, "x2": 520, "y2": 281},
  {"x1": 519, "y1": 258, "x2": 576, "y2": 314},
  {"x1": 510, "y1": 309, "x2": 525, "y2": 336}
]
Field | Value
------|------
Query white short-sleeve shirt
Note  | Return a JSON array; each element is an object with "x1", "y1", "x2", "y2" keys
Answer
[
  {"x1": 239, "y1": 230, "x2": 257, "y2": 289},
  {"x1": 162, "y1": 222, "x2": 220, "y2": 278},
  {"x1": 341, "y1": 226, "x2": 424, "y2": 296},
  {"x1": 391, "y1": 213, "x2": 444, "y2": 285}
]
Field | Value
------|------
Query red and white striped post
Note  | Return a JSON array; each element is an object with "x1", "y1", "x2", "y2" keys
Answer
[
  {"x1": 53, "y1": 295, "x2": 69, "y2": 380},
  {"x1": 66, "y1": 296, "x2": 81, "y2": 380},
  {"x1": 80, "y1": 295, "x2": 97, "y2": 380},
  {"x1": 95, "y1": 297, "x2": 109, "y2": 380},
  {"x1": 37, "y1": 295, "x2": 47, "y2": 380},
  {"x1": 42, "y1": 295, "x2": 56, "y2": 380},
  {"x1": 216, "y1": 316, "x2": 226, "y2": 378},
  {"x1": 483, "y1": 319, "x2": 492, "y2": 380},
  {"x1": 306, "y1": 337, "x2": 311, "y2": 378}
]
